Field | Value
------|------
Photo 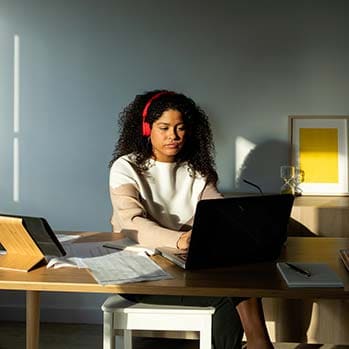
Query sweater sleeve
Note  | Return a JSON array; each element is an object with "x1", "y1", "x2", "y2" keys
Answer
[
  {"x1": 110, "y1": 183, "x2": 183, "y2": 249},
  {"x1": 200, "y1": 182, "x2": 224, "y2": 200}
]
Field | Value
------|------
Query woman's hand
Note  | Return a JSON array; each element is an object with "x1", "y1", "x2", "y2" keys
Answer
[{"x1": 176, "y1": 230, "x2": 192, "y2": 250}]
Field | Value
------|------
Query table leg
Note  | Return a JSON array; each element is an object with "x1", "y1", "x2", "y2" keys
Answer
[{"x1": 26, "y1": 290, "x2": 40, "y2": 349}]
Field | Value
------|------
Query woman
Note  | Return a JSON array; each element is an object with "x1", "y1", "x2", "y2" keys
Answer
[{"x1": 109, "y1": 90, "x2": 273, "y2": 349}]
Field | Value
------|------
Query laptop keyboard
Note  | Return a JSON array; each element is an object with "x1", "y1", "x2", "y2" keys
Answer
[{"x1": 174, "y1": 252, "x2": 188, "y2": 262}]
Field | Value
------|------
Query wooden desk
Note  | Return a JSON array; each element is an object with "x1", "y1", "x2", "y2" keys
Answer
[{"x1": 0, "y1": 234, "x2": 348, "y2": 349}]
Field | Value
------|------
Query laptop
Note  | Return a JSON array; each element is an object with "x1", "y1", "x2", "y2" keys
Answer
[{"x1": 156, "y1": 194, "x2": 294, "y2": 269}]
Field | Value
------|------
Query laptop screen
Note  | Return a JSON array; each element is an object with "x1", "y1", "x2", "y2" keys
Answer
[{"x1": 185, "y1": 194, "x2": 294, "y2": 269}]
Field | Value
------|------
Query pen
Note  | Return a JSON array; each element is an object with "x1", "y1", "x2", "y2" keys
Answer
[
  {"x1": 103, "y1": 244, "x2": 122, "y2": 251},
  {"x1": 286, "y1": 263, "x2": 312, "y2": 278}
]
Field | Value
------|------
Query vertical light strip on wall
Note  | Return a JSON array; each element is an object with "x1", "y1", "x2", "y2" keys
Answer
[
  {"x1": 13, "y1": 34, "x2": 20, "y2": 202},
  {"x1": 14, "y1": 34, "x2": 20, "y2": 133},
  {"x1": 13, "y1": 138, "x2": 20, "y2": 202}
]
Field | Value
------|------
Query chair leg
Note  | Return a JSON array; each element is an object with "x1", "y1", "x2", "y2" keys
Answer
[
  {"x1": 103, "y1": 311, "x2": 115, "y2": 349},
  {"x1": 200, "y1": 316, "x2": 213, "y2": 349},
  {"x1": 115, "y1": 335, "x2": 124, "y2": 349},
  {"x1": 123, "y1": 329, "x2": 132, "y2": 349},
  {"x1": 199, "y1": 329, "x2": 212, "y2": 349}
]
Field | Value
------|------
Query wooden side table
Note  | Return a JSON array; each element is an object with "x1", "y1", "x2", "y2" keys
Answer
[
  {"x1": 291, "y1": 196, "x2": 349, "y2": 237},
  {"x1": 277, "y1": 196, "x2": 349, "y2": 344}
]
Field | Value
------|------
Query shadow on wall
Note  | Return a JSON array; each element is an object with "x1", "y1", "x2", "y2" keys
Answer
[
  {"x1": 236, "y1": 139, "x2": 290, "y2": 194},
  {"x1": 235, "y1": 139, "x2": 316, "y2": 237}
]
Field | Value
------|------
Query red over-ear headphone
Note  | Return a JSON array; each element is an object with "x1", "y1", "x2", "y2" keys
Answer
[{"x1": 142, "y1": 91, "x2": 174, "y2": 136}]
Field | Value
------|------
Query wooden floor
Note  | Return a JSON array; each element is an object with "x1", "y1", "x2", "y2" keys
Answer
[
  {"x1": 1, "y1": 322, "x2": 197, "y2": 349},
  {"x1": 0, "y1": 322, "x2": 348, "y2": 349}
]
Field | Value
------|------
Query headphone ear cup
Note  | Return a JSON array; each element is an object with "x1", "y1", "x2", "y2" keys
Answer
[{"x1": 142, "y1": 121, "x2": 151, "y2": 137}]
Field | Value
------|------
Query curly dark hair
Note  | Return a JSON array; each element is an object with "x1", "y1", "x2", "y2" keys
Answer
[{"x1": 110, "y1": 89, "x2": 218, "y2": 185}]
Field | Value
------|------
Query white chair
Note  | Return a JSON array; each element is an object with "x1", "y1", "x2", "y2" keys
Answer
[{"x1": 101, "y1": 295, "x2": 215, "y2": 349}]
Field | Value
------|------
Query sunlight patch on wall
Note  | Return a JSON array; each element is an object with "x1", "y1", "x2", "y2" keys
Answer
[
  {"x1": 235, "y1": 136, "x2": 256, "y2": 183},
  {"x1": 13, "y1": 34, "x2": 20, "y2": 133},
  {"x1": 13, "y1": 138, "x2": 19, "y2": 202}
]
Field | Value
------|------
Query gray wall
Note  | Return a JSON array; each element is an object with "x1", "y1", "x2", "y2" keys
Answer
[
  {"x1": 1, "y1": 0, "x2": 349, "y2": 323},
  {"x1": 1, "y1": 0, "x2": 349, "y2": 231}
]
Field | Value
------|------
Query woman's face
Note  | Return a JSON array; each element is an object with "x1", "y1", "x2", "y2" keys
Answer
[{"x1": 150, "y1": 109, "x2": 186, "y2": 162}]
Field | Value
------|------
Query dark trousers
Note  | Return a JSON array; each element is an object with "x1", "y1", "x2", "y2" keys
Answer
[{"x1": 122, "y1": 294, "x2": 245, "y2": 349}]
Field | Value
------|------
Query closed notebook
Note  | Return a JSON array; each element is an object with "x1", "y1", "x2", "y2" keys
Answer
[{"x1": 277, "y1": 262, "x2": 344, "y2": 288}]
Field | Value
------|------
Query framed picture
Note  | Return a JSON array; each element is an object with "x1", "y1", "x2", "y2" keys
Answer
[{"x1": 289, "y1": 115, "x2": 349, "y2": 195}]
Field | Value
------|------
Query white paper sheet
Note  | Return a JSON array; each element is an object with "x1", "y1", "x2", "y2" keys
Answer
[
  {"x1": 46, "y1": 242, "x2": 114, "y2": 268},
  {"x1": 102, "y1": 237, "x2": 155, "y2": 256},
  {"x1": 82, "y1": 251, "x2": 173, "y2": 285},
  {"x1": 46, "y1": 241, "x2": 172, "y2": 285}
]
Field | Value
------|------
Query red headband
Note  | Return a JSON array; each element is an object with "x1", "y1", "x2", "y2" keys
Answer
[{"x1": 142, "y1": 91, "x2": 173, "y2": 136}]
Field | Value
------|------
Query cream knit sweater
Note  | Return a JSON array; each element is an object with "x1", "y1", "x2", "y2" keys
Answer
[{"x1": 109, "y1": 154, "x2": 222, "y2": 248}]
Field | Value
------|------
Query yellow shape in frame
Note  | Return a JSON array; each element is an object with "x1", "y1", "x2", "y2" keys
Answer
[{"x1": 299, "y1": 128, "x2": 338, "y2": 183}]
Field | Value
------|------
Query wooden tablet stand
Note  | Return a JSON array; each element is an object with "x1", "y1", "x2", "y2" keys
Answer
[{"x1": 0, "y1": 216, "x2": 45, "y2": 272}]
